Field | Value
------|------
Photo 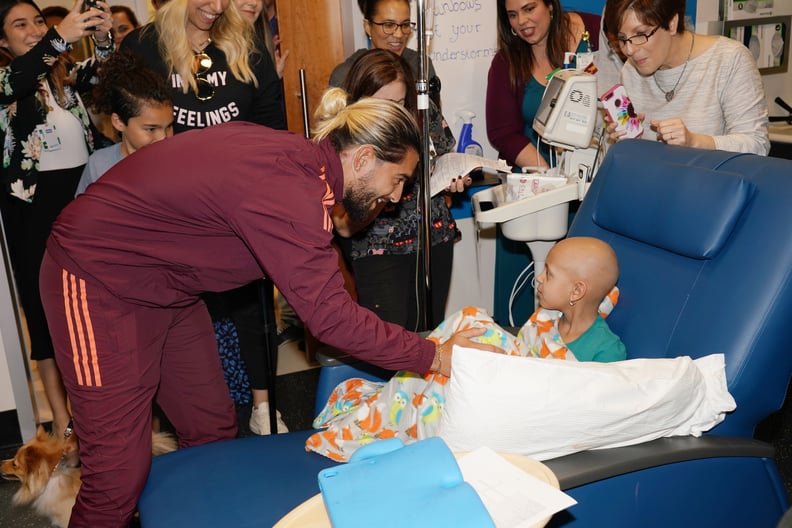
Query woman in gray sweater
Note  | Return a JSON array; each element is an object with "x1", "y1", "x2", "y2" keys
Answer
[{"x1": 603, "y1": 0, "x2": 769, "y2": 155}]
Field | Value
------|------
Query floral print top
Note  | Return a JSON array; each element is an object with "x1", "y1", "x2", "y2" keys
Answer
[{"x1": 0, "y1": 27, "x2": 111, "y2": 202}]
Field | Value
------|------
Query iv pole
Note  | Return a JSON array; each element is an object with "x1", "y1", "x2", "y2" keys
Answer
[{"x1": 415, "y1": 0, "x2": 433, "y2": 331}]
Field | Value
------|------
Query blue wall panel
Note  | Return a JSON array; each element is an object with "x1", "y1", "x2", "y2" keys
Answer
[{"x1": 561, "y1": 0, "x2": 697, "y2": 23}]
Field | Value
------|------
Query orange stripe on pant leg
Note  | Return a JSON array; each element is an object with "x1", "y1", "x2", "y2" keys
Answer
[
  {"x1": 78, "y1": 278, "x2": 101, "y2": 387},
  {"x1": 69, "y1": 274, "x2": 92, "y2": 387},
  {"x1": 62, "y1": 270, "x2": 84, "y2": 386}
]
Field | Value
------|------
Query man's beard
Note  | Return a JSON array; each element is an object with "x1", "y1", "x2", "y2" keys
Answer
[{"x1": 342, "y1": 186, "x2": 379, "y2": 224}]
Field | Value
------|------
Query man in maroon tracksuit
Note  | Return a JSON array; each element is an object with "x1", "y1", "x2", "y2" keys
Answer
[{"x1": 40, "y1": 97, "x2": 492, "y2": 526}]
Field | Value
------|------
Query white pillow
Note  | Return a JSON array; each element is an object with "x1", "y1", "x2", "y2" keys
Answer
[{"x1": 439, "y1": 346, "x2": 736, "y2": 460}]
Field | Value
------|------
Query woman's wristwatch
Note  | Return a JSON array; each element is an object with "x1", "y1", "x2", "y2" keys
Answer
[{"x1": 91, "y1": 32, "x2": 114, "y2": 51}]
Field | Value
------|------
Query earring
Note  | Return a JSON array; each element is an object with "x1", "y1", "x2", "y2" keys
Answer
[
  {"x1": 511, "y1": 27, "x2": 517, "y2": 36},
  {"x1": 569, "y1": 299, "x2": 577, "y2": 307}
]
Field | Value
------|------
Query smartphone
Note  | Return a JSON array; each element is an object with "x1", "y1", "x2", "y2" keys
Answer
[
  {"x1": 600, "y1": 84, "x2": 643, "y2": 139},
  {"x1": 82, "y1": 0, "x2": 100, "y2": 31}
]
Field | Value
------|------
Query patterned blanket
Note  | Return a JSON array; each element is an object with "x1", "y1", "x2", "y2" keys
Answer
[{"x1": 306, "y1": 289, "x2": 618, "y2": 461}]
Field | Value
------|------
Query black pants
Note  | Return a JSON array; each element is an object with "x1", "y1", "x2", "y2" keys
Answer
[
  {"x1": 351, "y1": 240, "x2": 454, "y2": 332},
  {"x1": 203, "y1": 281, "x2": 275, "y2": 390},
  {"x1": 0, "y1": 167, "x2": 82, "y2": 360}
]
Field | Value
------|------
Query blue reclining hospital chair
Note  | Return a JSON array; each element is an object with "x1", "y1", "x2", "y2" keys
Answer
[{"x1": 138, "y1": 140, "x2": 792, "y2": 527}]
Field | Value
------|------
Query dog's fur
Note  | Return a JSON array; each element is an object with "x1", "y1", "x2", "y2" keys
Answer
[{"x1": 1, "y1": 426, "x2": 177, "y2": 527}]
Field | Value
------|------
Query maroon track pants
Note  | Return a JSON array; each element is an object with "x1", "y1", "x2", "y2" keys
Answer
[{"x1": 40, "y1": 250, "x2": 237, "y2": 527}]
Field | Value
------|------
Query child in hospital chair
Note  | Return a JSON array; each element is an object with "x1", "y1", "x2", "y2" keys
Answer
[{"x1": 307, "y1": 237, "x2": 626, "y2": 461}]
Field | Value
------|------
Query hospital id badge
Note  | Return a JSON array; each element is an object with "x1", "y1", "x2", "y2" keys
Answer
[
  {"x1": 576, "y1": 52, "x2": 594, "y2": 71},
  {"x1": 35, "y1": 123, "x2": 62, "y2": 152}
]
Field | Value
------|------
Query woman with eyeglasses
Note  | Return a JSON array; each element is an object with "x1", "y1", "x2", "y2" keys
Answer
[
  {"x1": 603, "y1": 0, "x2": 769, "y2": 155},
  {"x1": 0, "y1": 0, "x2": 113, "y2": 439},
  {"x1": 330, "y1": 0, "x2": 444, "y2": 111},
  {"x1": 121, "y1": 0, "x2": 285, "y2": 134},
  {"x1": 486, "y1": 0, "x2": 600, "y2": 168}
]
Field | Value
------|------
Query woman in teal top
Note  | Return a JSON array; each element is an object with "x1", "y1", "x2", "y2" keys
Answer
[
  {"x1": 486, "y1": 0, "x2": 600, "y2": 168},
  {"x1": 521, "y1": 38, "x2": 594, "y2": 164}
]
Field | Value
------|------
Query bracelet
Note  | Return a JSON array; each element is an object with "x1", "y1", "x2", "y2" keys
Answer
[
  {"x1": 91, "y1": 32, "x2": 113, "y2": 50},
  {"x1": 433, "y1": 346, "x2": 444, "y2": 374}
]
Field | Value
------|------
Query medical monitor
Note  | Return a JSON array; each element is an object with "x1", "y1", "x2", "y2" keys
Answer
[{"x1": 533, "y1": 70, "x2": 597, "y2": 150}]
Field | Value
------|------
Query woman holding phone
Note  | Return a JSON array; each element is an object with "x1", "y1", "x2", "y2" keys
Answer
[{"x1": 0, "y1": 0, "x2": 113, "y2": 438}]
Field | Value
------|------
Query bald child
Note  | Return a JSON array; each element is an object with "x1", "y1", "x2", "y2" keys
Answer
[
  {"x1": 308, "y1": 236, "x2": 626, "y2": 460},
  {"x1": 533, "y1": 236, "x2": 625, "y2": 362}
]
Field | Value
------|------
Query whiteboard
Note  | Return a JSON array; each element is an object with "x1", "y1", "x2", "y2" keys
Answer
[
  {"x1": 345, "y1": 1, "x2": 497, "y2": 156},
  {"x1": 426, "y1": 1, "x2": 498, "y2": 157}
]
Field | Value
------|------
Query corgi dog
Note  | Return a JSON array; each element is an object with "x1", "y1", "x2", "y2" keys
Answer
[{"x1": 1, "y1": 426, "x2": 177, "y2": 527}]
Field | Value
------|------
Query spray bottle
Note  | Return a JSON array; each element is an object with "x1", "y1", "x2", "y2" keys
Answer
[{"x1": 456, "y1": 110, "x2": 484, "y2": 157}]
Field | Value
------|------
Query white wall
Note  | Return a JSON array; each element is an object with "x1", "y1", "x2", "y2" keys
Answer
[
  {"x1": 0, "y1": 235, "x2": 37, "y2": 440},
  {"x1": 0, "y1": 332, "x2": 15, "y2": 413}
]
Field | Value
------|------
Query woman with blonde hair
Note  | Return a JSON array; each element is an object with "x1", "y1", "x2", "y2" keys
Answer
[
  {"x1": 234, "y1": 0, "x2": 287, "y2": 78},
  {"x1": 123, "y1": 0, "x2": 286, "y2": 435},
  {"x1": 122, "y1": 0, "x2": 284, "y2": 133}
]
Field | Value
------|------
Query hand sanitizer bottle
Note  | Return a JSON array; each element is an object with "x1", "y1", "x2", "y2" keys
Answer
[{"x1": 456, "y1": 110, "x2": 484, "y2": 157}]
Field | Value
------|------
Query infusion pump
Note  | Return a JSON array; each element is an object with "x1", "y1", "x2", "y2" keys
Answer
[{"x1": 533, "y1": 70, "x2": 598, "y2": 150}]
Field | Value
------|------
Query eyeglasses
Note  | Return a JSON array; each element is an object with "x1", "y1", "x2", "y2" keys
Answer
[
  {"x1": 368, "y1": 20, "x2": 416, "y2": 35},
  {"x1": 616, "y1": 26, "x2": 660, "y2": 48},
  {"x1": 192, "y1": 51, "x2": 215, "y2": 101}
]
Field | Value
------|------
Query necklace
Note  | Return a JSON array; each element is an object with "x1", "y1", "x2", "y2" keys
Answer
[
  {"x1": 654, "y1": 33, "x2": 695, "y2": 102},
  {"x1": 193, "y1": 36, "x2": 211, "y2": 53}
]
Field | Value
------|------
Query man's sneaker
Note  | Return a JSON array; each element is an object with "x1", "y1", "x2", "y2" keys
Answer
[{"x1": 249, "y1": 402, "x2": 289, "y2": 435}]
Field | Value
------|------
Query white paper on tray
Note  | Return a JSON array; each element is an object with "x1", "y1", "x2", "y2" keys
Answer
[{"x1": 457, "y1": 447, "x2": 576, "y2": 528}]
